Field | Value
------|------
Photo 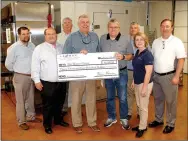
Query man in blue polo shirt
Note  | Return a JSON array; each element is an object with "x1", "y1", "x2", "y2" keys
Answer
[{"x1": 99, "y1": 19, "x2": 134, "y2": 130}]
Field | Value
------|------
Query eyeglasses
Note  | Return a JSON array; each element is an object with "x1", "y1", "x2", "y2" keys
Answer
[
  {"x1": 109, "y1": 26, "x2": 119, "y2": 29},
  {"x1": 79, "y1": 32, "x2": 91, "y2": 44},
  {"x1": 162, "y1": 41, "x2": 165, "y2": 49}
]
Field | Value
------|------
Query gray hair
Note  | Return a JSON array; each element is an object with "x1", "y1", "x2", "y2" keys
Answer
[
  {"x1": 130, "y1": 22, "x2": 140, "y2": 28},
  {"x1": 78, "y1": 14, "x2": 90, "y2": 23},
  {"x1": 108, "y1": 18, "x2": 120, "y2": 28},
  {"x1": 62, "y1": 17, "x2": 72, "y2": 23}
]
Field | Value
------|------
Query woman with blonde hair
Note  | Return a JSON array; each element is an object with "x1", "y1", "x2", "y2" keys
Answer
[{"x1": 131, "y1": 32, "x2": 154, "y2": 138}]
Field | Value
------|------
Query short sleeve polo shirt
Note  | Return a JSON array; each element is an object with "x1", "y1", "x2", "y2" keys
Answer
[
  {"x1": 99, "y1": 33, "x2": 133, "y2": 69},
  {"x1": 152, "y1": 35, "x2": 187, "y2": 73},
  {"x1": 132, "y1": 48, "x2": 154, "y2": 84}
]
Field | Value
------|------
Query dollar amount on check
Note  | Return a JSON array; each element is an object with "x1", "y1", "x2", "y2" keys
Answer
[{"x1": 57, "y1": 52, "x2": 119, "y2": 81}]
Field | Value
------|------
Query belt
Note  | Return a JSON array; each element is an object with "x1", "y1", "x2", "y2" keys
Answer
[
  {"x1": 155, "y1": 70, "x2": 175, "y2": 76},
  {"x1": 15, "y1": 72, "x2": 31, "y2": 76},
  {"x1": 120, "y1": 66, "x2": 127, "y2": 71}
]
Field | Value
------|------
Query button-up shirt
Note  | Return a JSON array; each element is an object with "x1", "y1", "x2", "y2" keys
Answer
[
  {"x1": 63, "y1": 30, "x2": 99, "y2": 54},
  {"x1": 31, "y1": 42, "x2": 63, "y2": 83},
  {"x1": 152, "y1": 35, "x2": 187, "y2": 73},
  {"x1": 5, "y1": 41, "x2": 35, "y2": 74},
  {"x1": 57, "y1": 32, "x2": 71, "y2": 46},
  {"x1": 99, "y1": 33, "x2": 133, "y2": 69}
]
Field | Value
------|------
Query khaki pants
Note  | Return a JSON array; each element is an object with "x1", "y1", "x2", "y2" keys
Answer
[
  {"x1": 127, "y1": 70, "x2": 139, "y2": 115},
  {"x1": 70, "y1": 80, "x2": 97, "y2": 127},
  {"x1": 13, "y1": 73, "x2": 35, "y2": 125},
  {"x1": 134, "y1": 82, "x2": 153, "y2": 129}
]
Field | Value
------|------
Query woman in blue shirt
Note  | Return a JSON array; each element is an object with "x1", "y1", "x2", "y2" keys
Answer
[{"x1": 131, "y1": 32, "x2": 154, "y2": 138}]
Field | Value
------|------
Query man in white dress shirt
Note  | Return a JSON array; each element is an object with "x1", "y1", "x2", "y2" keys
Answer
[
  {"x1": 57, "y1": 17, "x2": 73, "y2": 116},
  {"x1": 31, "y1": 28, "x2": 69, "y2": 134}
]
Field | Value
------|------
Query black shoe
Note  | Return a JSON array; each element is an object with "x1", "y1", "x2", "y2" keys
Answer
[
  {"x1": 54, "y1": 121, "x2": 69, "y2": 127},
  {"x1": 148, "y1": 120, "x2": 164, "y2": 128},
  {"x1": 127, "y1": 115, "x2": 132, "y2": 120},
  {"x1": 45, "y1": 127, "x2": 52, "y2": 134},
  {"x1": 136, "y1": 129, "x2": 147, "y2": 138},
  {"x1": 61, "y1": 111, "x2": 68, "y2": 117},
  {"x1": 163, "y1": 125, "x2": 174, "y2": 134},
  {"x1": 132, "y1": 126, "x2": 139, "y2": 131},
  {"x1": 132, "y1": 126, "x2": 147, "y2": 132}
]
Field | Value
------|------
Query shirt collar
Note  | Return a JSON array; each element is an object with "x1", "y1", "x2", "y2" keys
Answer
[
  {"x1": 17, "y1": 40, "x2": 29, "y2": 47},
  {"x1": 63, "y1": 31, "x2": 71, "y2": 36},
  {"x1": 107, "y1": 32, "x2": 121, "y2": 41},
  {"x1": 78, "y1": 30, "x2": 90, "y2": 37},
  {"x1": 45, "y1": 42, "x2": 58, "y2": 48},
  {"x1": 136, "y1": 48, "x2": 148, "y2": 56},
  {"x1": 161, "y1": 34, "x2": 173, "y2": 42}
]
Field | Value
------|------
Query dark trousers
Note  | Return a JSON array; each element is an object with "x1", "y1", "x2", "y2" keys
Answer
[
  {"x1": 40, "y1": 80, "x2": 66, "y2": 128},
  {"x1": 62, "y1": 82, "x2": 69, "y2": 112}
]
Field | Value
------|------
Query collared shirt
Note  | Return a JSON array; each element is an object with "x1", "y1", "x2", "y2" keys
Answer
[
  {"x1": 99, "y1": 33, "x2": 133, "y2": 69},
  {"x1": 132, "y1": 48, "x2": 154, "y2": 84},
  {"x1": 63, "y1": 30, "x2": 99, "y2": 54},
  {"x1": 57, "y1": 32, "x2": 71, "y2": 46},
  {"x1": 152, "y1": 35, "x2": 187, "y2": 73},
  {"x1": 127, "y1": 38, "x2": 138, "y2": 70},
  {"x1": 127, "y1": 35, "x2": 151, "y2": 71},
  {"x1": 5, "y1": 41, "x2": 35, "y2": 74},
  {"x1": 31, "y1": 42, "x2": 63, "y2": 83}
]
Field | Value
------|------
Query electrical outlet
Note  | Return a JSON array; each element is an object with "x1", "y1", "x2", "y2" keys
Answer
[{"x1": 125, "y1": 10, "x2": 128, "y2": 14}]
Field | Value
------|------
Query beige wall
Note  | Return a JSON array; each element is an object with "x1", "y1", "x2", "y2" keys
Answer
[
  {"x1": 60, "y1": 1, "x2": 147, "y2": 35},
  {"x1": 174, "y1": 1, "x2": 188, "y2": 73},
  {"x1": 150, "y1": 1, "x2": 172, "y2": 37},
  {"x1": 150, "y1": 1, "x2": 187, "y2": 73}
]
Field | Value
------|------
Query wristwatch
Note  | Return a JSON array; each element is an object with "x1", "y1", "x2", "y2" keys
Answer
[{"x1": 122, "y1": 55, "x2": 125, "y2": 60}]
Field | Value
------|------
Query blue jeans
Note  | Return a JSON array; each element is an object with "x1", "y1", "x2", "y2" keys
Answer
[{"x1": 105, "y1": 71, "x2": 128, "y2": 120}]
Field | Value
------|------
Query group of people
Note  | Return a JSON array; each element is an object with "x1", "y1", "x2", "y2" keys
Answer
[{"x1": 5, "y1": 14, "x2": 186, "y2": 138}]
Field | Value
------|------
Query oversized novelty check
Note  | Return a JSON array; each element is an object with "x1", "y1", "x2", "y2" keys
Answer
[{"x1": 57, "y1": 52, "x2": 119, "y2": 81}]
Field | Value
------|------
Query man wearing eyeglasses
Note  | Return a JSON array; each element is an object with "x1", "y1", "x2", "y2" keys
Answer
[
  {"x1": 5, "y1": 26, "x2": 41, "y2": 130},
  {"x1": 149, "y1": 19, "x2": 186, "y2": 134},
  {"x1": 63, "y1": 14, "x2": 100, "y2": 133},
  {"x1": 57, "y1": 17, "x2": 73, "y2": 117},
  {"x1": 99, "y1": 19, "x2": 134, "y2": 130}
]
